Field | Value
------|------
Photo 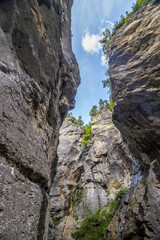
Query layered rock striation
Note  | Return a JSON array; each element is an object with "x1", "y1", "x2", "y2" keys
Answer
[
  {"x1": 49, "y1": 109, "x2": 134, "y2": 240},
  {"x1": 0, "y1": 0, "x2": 80, "y2": 239},
  {"x1": 107, "y1": 0, "x2": 160, "y2": 239},
  {"x1": 49, "y1": 1, "x2": 160, "y2": 239},
  {"x1": 109, "y1": 0, "x2": 160, "y2": 166}
]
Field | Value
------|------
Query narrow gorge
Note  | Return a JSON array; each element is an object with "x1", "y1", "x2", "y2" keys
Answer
[
  {"x1": 0, "y1": 0, "x2": 160, "y2": 240},
  {"x1": 49, "y1": 109, "x2": 134, "y2": 239}
]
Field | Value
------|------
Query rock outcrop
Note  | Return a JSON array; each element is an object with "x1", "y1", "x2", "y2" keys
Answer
[
  {"x1": 107, "y1": 0, "x2": 160, "y2": 239},
  {"x1": 49, "y1": 109, "x2": 134, "y2": 240},
  {"x1": 0, "y1": 1, "x2": 80, "y2": 239},
  {"x1": 1, "y1": 0, "x2": 159, "y2": 239},
  {"x1": 49, "y1": 1, "x2": 160, "y2": 240},
  {"x1": 109, "y1": 0, "x2": 160, "y2": 165}
]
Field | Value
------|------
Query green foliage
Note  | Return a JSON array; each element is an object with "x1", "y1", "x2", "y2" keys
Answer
[
  {"x1": 99, "y1": 29, "x2": 111, "y2": 60},
  {"x1": 81, "y1": 124, "x2": 92, "y2": 149},
  {"x1": 66, "y1": 113, "x2": 71, "y2": 118},
  {"x1": 112, "y1": 14, "x2": 126, "y2": 36},
  {"x1": 72, "y1": 207, "x2": 112, "y2": 240},
  {"x1": 89, "y1": 105, "x2": 98, "y2": 118},
  {"x1": 102, "y1": 67, "x2": 112, "y2": 92},
  {"x1": 107, "y1": 189, "x2": 127, "y2": 213},
  {"x1": 48, "y1": 228, "x2": 52, "y2": 235},
  {"x1": 102, "y1": 78, "x2": 111, "y2": 89},
  {"x1": 100, "y1": 0, "x2": 149, "y2": 100},
  {"x1": 76, "y1": 116, "x2": 85, "y2": 127},
  {"x1": 74, "y1": 216, "x2": 79, "y2": 221},
  {"x1": 109, "y1": 199, "x2": 118, "y2": 213},
  {"x1": 115, "y1": 188, "x2": 127, "y2": 199},
  {"x1": 112, "y1": 138, "x2": 117, "y2": 145},
  {"x1": 89, "y1": 98, "x2": 114, "y2": 118},
  {"x1": 90, "y1": 105, "x2": 99, "y2": 118},
  {"x1": 73, "y1": 189, "x2": 84, "y2": 206},
  {"x1": 66, "y1": 113, "x2": 84, "y2": 128},
  {"x1": 132, "y1": 0, "x2": 149, "y2": 12},
  {"x1": 110, "y1": 98, "x2": 114, "y2": 106},
  {"x1": 53, "y1": 219, "x2": 61, "y2": 226},
  {"x1": 99, "y1": 99, "x2": 108, "y2": 110},
  {"x1": 139, "y1": 178, "x2": 147, "y2": 185},
  {"x1": 101, "y1": 0, "x2": 150, "y2": 60},
  {"x1": 72, "y1": 189, "x2": 127, "y2": 240},
  {"x1": 112, "y1": 0, "x2": 149, "y2": 35}
]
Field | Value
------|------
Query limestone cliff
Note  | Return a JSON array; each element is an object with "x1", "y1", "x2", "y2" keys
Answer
[
  {"x1": 49, "y1": 109, "x2": 134, "y2": 240},
  {"x1": 49, "y1": 1, "x2": 160, "y2": 240},
  {"x1": 0, "y1": 0, "x2": 80, "y2": 239},
  {"x1": 109, "y1": 0, "x2": 160, "y2": 166},
  {"x1": 106, "y1": 0, "x2": 160, "y2": 239}
]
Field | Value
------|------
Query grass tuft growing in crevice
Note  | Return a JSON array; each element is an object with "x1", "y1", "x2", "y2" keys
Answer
[
  {"x1": 139, "y1": 178, "x2": 147, "y2": 185},
  {"x1": 72, "y1": 189, "x2": 127, "y2": 240},
  {"x1": 73, "y1": 188, "x2": 84, "y2": 206},
  {"x1": 53, "y1": 219, "x2": 61, "y2": 226}
]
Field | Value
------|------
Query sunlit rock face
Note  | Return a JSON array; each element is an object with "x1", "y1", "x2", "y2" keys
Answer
[
  {"x1": 107, "y1": 1, "x2": 160, "y2": 239},
  {"x1": 49, "y1": 109, "x2": 134, "y2": 240},
  {"x1": 0, "y1": 0, "x2": 80, "y2": 239}
]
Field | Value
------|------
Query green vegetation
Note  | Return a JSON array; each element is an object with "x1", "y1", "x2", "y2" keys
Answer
[
  {"x1": 74, "y1": 216, "x2": 79, "y2": 221},
  {"x1": 90, "y1": 98, "x2": 114, "y2": 118},
  {"x1": 101, "y1": 0, "x2": 149, "y2": 91},
  {"x1": 66, "y1": 113, "x2": 84, "y2": 128},
  {"x1": 72, "y1": 189, "x2": 127, "y2": 240},
  {"x1": 72, "y1": 206, "x2": 112, "y2": 240},
  {"x1": 101, "y1": 0, "x2": 150, "y2": 51},
  {"x1": 139, "y1": 178, "x2": 147, "y2": 185},
  {"x1": 112, "y1": 138, "x2": 118, "y2": 145},
  {"x1": 132, "y1": 0, "x2": 149, "y2": 12},
  {"x1": 89, "y1": 105, "x2": 98, "y2": 118},
  {"x1": 53, "y1": 219, "x2": 61, "y2": 226},
  {"x1": 102, "y1": 78, "x2": 111, "y2": 89},
  {"x1": 81, "y1": 124, "x2": 92, "y2": 149},
  {"x1": 48, "y1": 228, "x2": 52, "y2": 235},
  {"x1": 73, "y1": 188, "x2": 84, "y2": 205},
  {"x1": 99, "y1": 29, "x2": 111, "y2": 60},
  {"x1": 112, "y1": 0, "x2": 149, "y2": 35},
  {"x1": 107, "y1": 189, "x2": 127, "y2": 213}
]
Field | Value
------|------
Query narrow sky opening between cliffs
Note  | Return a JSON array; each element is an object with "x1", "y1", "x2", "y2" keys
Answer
[{"x1": 71, "y1": 0, "x2": 137, "y2": 123}]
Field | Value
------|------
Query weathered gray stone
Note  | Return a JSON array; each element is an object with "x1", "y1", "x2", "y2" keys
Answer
[
  {"x1": 0, "y1": 157, "x2": 44, "y2": 240},
  {"x1": 49, "y1": 1, "x2": 160, "y2": 239},
  {"x1": 0, "y1": 0, "x2": 80, "y2": 239},
  {"x1": 49, "y1": 110, "x2": 134, "y2": 240},
  {"x1": 105, "y1": 1, "x2": 160, "y2": 239},
  {"x1": 109, "y1": 0, "x2": 160, "y2": 166}
]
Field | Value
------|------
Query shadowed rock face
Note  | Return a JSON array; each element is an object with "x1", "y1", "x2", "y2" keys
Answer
[
  {"x1": 49, "y1": 110, "x2": 134, "y2": 240},
  {"x1": 109, "y1": 0, "x2": 160, "y2": 166},
  {"x1": 106, "y1": 1, "x2": 160, "y2": 239},
  {"x1": 0, "y1": 0, "x2": 80, "y2": 239}
]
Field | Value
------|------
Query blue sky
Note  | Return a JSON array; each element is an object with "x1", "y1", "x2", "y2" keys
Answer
[{"x1": 71, "y1": 0, "x2": 137, "y2": 123}]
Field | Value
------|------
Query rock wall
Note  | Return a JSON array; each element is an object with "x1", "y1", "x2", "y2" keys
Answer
[
  {"x1": 49, "y1": 109, "x2": 134, "y2": 240},
  {"x1": 0, "y1": 0, "x2": 80, "y2": 239},
  {"x1": 109, "y1": 0, "x2": 160, "y2": 165},
  {"x1": 49, "y1": 1, "x2": 160, "y2": 240},
  {"x1": 107, "y1": 0, "x2": 160, "y2": 239}
]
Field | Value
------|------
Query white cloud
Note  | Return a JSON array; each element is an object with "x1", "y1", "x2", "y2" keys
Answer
[
  {"x1": 82, "y1": 31, "x2": 102, "y2": 54},
  {"x1": 81, "y1": 30, "x2": 109, "y2": 66},
  {"x1": 101, "y1": 53, "x2": 108, "y2": 66},
  {"x1": 105, "y1": 20, "x2": 114, "y2": 29},
  {"x1": 81, "y1": 18, "x2": 114, "y2": 55},
  {"x1": 100, "y1": 20, "x2": 114, "y2": 34}
]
